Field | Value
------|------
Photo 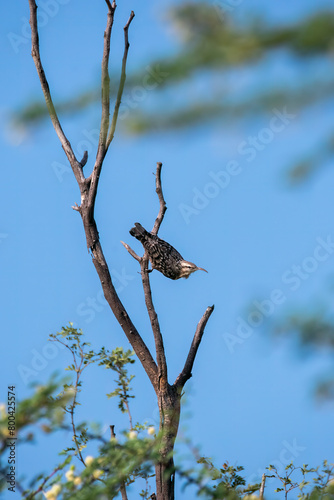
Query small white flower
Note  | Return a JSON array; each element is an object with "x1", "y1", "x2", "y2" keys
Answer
[
  {"x1": 50, "y1": 484, "x2": 61, "y2": 496},
  {"x1": 73, "y1": 476, "x2": 82, "y2": 486},
  {"x1": 44, "y1": 484, "x2": 61, "y2": 499},
  {"x1": 65, "y1": 469, "x2": 75, "y2": 481},
  {"x1": 147, "y1": 426, "x2": 155, "y2": 436},
  {"x1": 129, "y1": 430, "x2": 138, "y2": 439},
  {"x1": 92, "y1": 469, "x2": 103, "y2": 479},
  {"x1": 85, "y1": 455, "x2": 94, "y2": 466},
  {"x1": 43, "y1": 494, "x2": 56, "y2": 500}
]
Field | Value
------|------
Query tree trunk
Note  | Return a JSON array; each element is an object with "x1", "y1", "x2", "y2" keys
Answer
[{"x1": 155, "y1": 385, "x2": 181, "y2": 500}]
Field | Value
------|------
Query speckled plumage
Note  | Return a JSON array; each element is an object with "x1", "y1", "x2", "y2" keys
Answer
[{"x1": 129, "y1": 223, "x2": 207, "y2": 280}]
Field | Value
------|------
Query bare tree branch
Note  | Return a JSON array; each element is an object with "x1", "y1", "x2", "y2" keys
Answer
[
  {"x1": 174, "y1": 305, "x2": 214, "y2": 388},
  {"x1": 95, "y1": 0, "x2": 116, "y2": 165},
  {"x1": 140, "y1": 162, "x2": 168, "y2": 386},
  {"x1": 140, "y1": 256, "x2": 168, "y2": 387},
  {"x1": 120, "y1": 240, "x2": 141, "y2": 262},
  {"x1": 259, "y1": 473, "x2": 266, "y2": 500},
  {"x1": 152, "y1": 162, "x2": 167, "y2": 235},
  {"x1": 28, "y1": 0, "x2": 84, "y2": 186},
  {"x1": 123, "y1": 163, "x2": 168, "y2": 387},
  {"x1": 86, "y1": 233, "x2": 159, "y2": 391},
  {"x1": 106, "y1": 11, "x2": 135, "y2": 149},
  {"x1": 87, "y1": 8, "x2": 135, "y2": 219},
  {"x1": 80, "y1": 150, "x2": 88, "y2": 168}
]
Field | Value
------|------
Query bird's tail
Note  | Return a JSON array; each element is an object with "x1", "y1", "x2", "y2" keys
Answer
[{"x1": 129, "y1": 222, "x2": 150, "y2": 242}]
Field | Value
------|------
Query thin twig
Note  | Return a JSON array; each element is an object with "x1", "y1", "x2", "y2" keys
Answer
[
  {"x1": 124, "y1": 399, "x2": 134, "y2": 431},
  {"x1": 96, "y1": 0, "x2": 116, "y2": 166},
  {"x1": 110, "y1": 426, "x2": 129, "y2": 500},
  {"x1": 87, "y1": 9, "x2": 135, "y2": 221},
  {"x1": 140, "y1": 257, "x2": 168, "y2": 387},
  {"x1": 70, "y1": 365, "x2": 86, "y2": 465},
  {"x1": 52, "y1": 337, "x2": 95, "y2": 466},
  {"x1": 59, "y1": 340, "x2": 86, "y2": 466},
  {"x1": 174, "y1": 305, "x2": 215, "y2": 388},
  {"x1": 29, "y1": 466, "x2": 61, "y2": 498},
  {"x1": 259, "y1": 473, "x2": 266, "y2": 500},
  {"x1": 106, "y1": 11, "x2": 135, "y2": 149},
  {"x1": 114, "y1": 364, "x2": 134, "y2": 430},
  {"x1": 152, "y1": 162, "x2": 167, "y2": 235},
  {"x1": 121, "y1": 240, "x2": 141, "y2": 262},
  {"x1": 122, "y1": 163, "x2": 168, "y2": 388},
  {"x1": 140, "y1": 163, "x2": 168, "y2": 387}
]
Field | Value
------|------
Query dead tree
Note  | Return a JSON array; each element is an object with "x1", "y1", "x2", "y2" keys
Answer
[{"x1": 28, "y1": 1, "x2": 214, "y2": 498}]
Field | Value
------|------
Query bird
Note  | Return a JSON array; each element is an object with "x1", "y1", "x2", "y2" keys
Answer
[{"x1": 129, "y1": 222, "x2": 208, "y2": 280}]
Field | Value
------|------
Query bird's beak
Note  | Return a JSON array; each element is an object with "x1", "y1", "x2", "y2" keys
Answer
[{"x1": 196, "y1": 267, "x2": 208, "y2": 273}]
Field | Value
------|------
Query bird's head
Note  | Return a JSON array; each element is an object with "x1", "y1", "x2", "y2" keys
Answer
[{"x1": 179, "y1": 260, "x2": 208, "y2": 279}]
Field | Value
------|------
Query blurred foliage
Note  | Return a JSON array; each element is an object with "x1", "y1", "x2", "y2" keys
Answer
[
  {"x1": 275, "y1": 311, "x2": 334, "y2": 401},
  {"x1": 275, "y1": 313, "x2": 334, "y2": 350}
]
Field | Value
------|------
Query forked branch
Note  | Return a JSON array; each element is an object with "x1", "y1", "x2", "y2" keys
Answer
[
  {"x1": 88, "y1": 7, "x2": 135, "y2": 211},
  {"x1": 106, "y1": 11, "x2": 135, "y2": 149},
  {"x1": 28, "y1": 0, "x2": 83, "y2": 186},
  {"x1": 95, "y1": 0, "x2": 116, "y2": 163},
  {"x1": 152, "y1": 162, "x2": 167, "y2": 235},
  {"x1": 174, "y1": 305, "x2": 215, "y2": 388}
]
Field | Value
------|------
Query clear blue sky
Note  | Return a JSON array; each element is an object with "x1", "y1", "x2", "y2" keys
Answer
[{"x1": 1, "y1": 0, "x2": 334, "y2": 498}]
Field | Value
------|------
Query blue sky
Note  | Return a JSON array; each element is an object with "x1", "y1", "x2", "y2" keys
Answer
[{"x1": 1, "y1": 0, "x2": 334, "y2": 498}]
